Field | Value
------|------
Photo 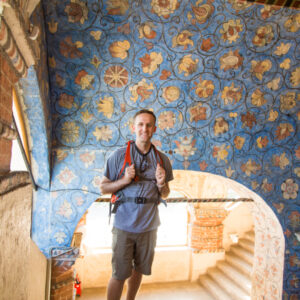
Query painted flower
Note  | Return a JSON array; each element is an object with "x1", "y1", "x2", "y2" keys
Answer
[
  {"x1": 221, "y1": 82, "x2": 242, "y2": 105},
  {"x1": 65, "y1": 0, "x2": 88, "y2": 24},
  {"x1": 129, "y1": 79, "x2": 154, "y2": 102},
  {"x1": 268, "y1": 109, "x2": 278, "y2": 122},
  {"x1": 55, "y1": 149, "x2": 68, "y2": 162},
  {"x1": 109, "y1": 40, "x2": 130, "y2": 59},
  {"x1": 81, "y1": 110, "x2": 93, "y2": 124},
  {"x1": 281, "y1": 178, "x2": 298, "y2": 199},
  {"x1": 212, "y1": 144, "x2": 230, "y2": 163},
  {"x1": 228, "y1": 0, "x2": 252, "y2": 12},
  {"x1": 199, "y1": 160, "x2": 208, "y2": 171},
  {"x1": 97, "y1": 96, "x2": 114, "y2": 119},
  {"x1": 275, "y1": 123, "x2": 294, "y2": 141},
  {"x1": 251, "y1": 89, "x2": 267, "y2": 107},
  {"x1": 174, "y1": 136, "x2": 197, "y2": 159},
  {"x1": 79, "y1": 151, "x2": 95, "y2": 168},
  {"x1": 59, "y1": 36, "x2": 83, "y2": 59},
  {"x1": 178, "y1": 55, "x2": 199, "y2": 77},
  {"x1": 151, "y1": 0, "x2": 179, "y2": 19},
  {"x1": 241, "y1": 159, "x2": 261, "y2": 176},
  {"x1": 61, "y1": 121, "x2": 80, "y2": 143},
  {"x1": 189, "y1": 2, "x2": 214, "y2": 25},
  {"x1": 261, "y1": 178, "x2": 273, "y2": 193},
  {"x1": 280, "y1": 92, "x2": 296, "y2": 111},
  {"x1": 93, "y1": 126, "x2": 112, "y2": 142},
  {"x1": 220, "y1": 19, "x2": 243, "y2": 44},
  {"x1": 251, "y1": 59, "x2": 272, "y2": 81},
  {"x1": 104, "y1": 65, "x2": 128, "y2": 88},
  {"x1": 90, "y1": 55, "x2": 101, "y2": 68},
  {"x1": 57, "y1": 167, "x2": 76, "y2": 185},
  {"x1": 138, "y1": 22, "x2": 157, "y2": 39},
  {"x1": 193, "y1": 77, "x2": 214, "y2": 98},
  {"x1": 290, "y1": 67, "x2": 300, "y2": 87},
  {"x1": 92, "y1": 176, "x2": 102, "y2": 189},
  {"x1": 225, "y1": 166, "x2": 235, "y2": 177},
  {"x1": 172, "y1": 30, "x2": 194, "y2": 50},
  {"x1": 58, "y1": 93, "x2": 76, "y2": 109},
  {"x1": 57, "y1": 200, "x2": 73, "y2": 219},
  {"x1": 48, "y1": 19, "x2": 58, "y2": 34},
  {"x1": 234, "y1": 136, "x2": 245, "y2": 150},
  {"x1": 241, "y1": 111, "x2": 257, "y2": 130},
  {"x1": 284, "y1": 13, "x2": 300, "y2": 33},
  {"x1": 214, "y1": 117, "x2": 229, "y2": 136},
  {"x1": 220, "y1": 50, "x2": 243, "y2": 71},
  {"x1": 272, "y1": 153, "x2": 290, "y2": 170},
  {"x1": 106, "y1": 0, "x2": 129, "y2": 15},
  {"x1": 267, "y1": 77, "x2": 280, "y2": 91},
  {"x1": 75, "y1": 70, "x2": 94, "y2": 90},
  {"x1": 139, "y1": 52, "x2": 163, "y2": 75},
  {"x1": 90, "y1": 30, "x2": 102, "y2": 40},
  {"x1": 274, "y1": 42, "x2": 291, "y2": 56},
  {"x1": 294, "y1": 167, "x2": 300, "y2": 177},
  {"x1": 260, "y1": 5, "x2": 280, "y2": 20},
  {"x1": 162, "y1": 86, "x2": 180, "y2": 103},
  {"x1": 160, "y1": 69, "x2": 171, "y2": 80},
  {"x1": 56, "y1": 74, "x2": 66, "y2": 87},
  {"x1": 54, "y1": 232, "x2": 67, "y2": 244},
  {"x1": 252, "y1": 24, "x2": 274, "y2": 47},
  {"x1": 201, "y1": 37, "x2": 214, "y2": 52},
  {"x1": 158, "y1": 111, "x2": 176, "y2": 130},
  {"x1": 75, "y1": 195, "x2": 84, "y2": 206},
  {"x1": 280, "y1": 58, "x2": 291, "y2": 70},
  {"x1": 295, "y1": 146, "x2": 300, "y2": 159},
  {"x1": 189, "y1": 103, "x2": 207, "y2": 122},
  {"x1": 256, "y1": 136, "x2": 269, "y2": 149}
]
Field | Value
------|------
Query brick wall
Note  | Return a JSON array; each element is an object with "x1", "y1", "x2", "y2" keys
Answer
[{"x1": 0, "y1": 51, "x2": 19, "y2": 175}]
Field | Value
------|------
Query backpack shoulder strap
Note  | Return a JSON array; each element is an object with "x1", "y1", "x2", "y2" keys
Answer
[{"x1": 118, "y1": 140, "x2": 133, "y2": 177}]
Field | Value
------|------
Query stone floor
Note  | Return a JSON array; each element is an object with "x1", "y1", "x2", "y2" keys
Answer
[{"x1": 79, "y1": 281, "x2": 215, "y2": 300}]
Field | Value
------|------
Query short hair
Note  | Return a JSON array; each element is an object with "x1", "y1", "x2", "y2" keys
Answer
[{"x1": 133, "y1": 109, "x2": 156, "y2": 124}]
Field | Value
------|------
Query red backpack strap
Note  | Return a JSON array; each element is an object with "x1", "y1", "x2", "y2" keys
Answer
[{"x1": 118, "y1": 140, "x2": 133, "y2": 177}]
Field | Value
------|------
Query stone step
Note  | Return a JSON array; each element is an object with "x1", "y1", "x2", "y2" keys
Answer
[
  {"x1": 239, "y1": 238, "x2": 254, "y2": 253},
  {"x1": 217, "y1": 261, "x2": 251, "y2": 294},
  {"x1": 198, "y1": 275, "x2": 232, "y2": 300},
  {"x1": 207, "y1": 268, "x2": 250, "y2": 300},
  {"x1": 231, "y1": 245, "x2": 254, "y2": 265},
  {"x1": 225, "y1": 252, "x2": 253, "y2": 276}
]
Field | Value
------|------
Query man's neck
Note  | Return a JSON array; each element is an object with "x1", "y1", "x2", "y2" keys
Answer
[{"x1": 135, "y1": 140, "x2": 152, "y2": 154}]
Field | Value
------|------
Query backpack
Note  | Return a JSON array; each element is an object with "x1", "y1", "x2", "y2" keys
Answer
[{"x1": 109, "y1": 140, "x2": 163, "y2": 221}]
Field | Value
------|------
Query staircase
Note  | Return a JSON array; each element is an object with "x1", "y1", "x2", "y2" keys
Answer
[{"x1": 198, "y1": 231, "x2": 254, "y2": 300}]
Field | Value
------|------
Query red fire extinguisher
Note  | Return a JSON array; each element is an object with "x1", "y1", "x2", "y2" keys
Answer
[{"x1": 74, "y1": 274, "x2": 81, "y2": 297}]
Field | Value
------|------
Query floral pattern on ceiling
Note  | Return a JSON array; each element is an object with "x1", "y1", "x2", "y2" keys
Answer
[{"x1": 38, "y1": 0, "x2": 300, "y2": 296}]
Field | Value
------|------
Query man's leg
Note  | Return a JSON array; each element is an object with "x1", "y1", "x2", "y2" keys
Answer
[
  {"x1": 107, "y1": 277, "x2": 125, "y2": 300},
  {"x1": 126, "y1": 269, "x2": 143, "y2": 300}
]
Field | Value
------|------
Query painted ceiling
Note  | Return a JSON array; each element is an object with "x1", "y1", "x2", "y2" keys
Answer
[{"x1": 23, "y1": 0, "x2": 300, "y2": 297}]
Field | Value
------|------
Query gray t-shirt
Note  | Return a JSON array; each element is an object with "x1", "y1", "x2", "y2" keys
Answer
[{"x1": 104, "y1": 142, "x2": 173, "y2": 233}]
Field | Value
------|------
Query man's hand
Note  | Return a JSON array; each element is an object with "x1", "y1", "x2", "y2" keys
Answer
[
  {"x1": 156, "y1": 163, "x2": 166, "y2": 186},
  {"x1": 124, "y1": 164, "x2": 135, "y2": 183}
]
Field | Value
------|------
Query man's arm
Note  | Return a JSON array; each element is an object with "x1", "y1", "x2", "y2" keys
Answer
[
  {"x1": 100, "y1": 164, "x2": 135, "y2": 195},
  {"x1": 157, "y1": 182, "x2": 170, "y2": 199}
]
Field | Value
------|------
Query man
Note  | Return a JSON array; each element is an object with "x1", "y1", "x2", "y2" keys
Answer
[{"x1": 100, "y1": 109, "x2": 173, "y2": 300}]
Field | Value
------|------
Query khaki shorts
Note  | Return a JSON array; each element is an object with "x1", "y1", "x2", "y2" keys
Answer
[{"x1": 111, "y1": 227, "x2": 157, "y2": 280}]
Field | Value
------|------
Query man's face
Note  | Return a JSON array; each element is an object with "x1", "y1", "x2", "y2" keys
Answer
[{"x1": 133, "y1": 113, "x2": 156, "y2": 144}]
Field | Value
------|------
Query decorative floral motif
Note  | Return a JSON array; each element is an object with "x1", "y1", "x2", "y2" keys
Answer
[
  {"x1": 65, "y1": 0, "x2": 88, "y2": 24},
  {"x1": 274, "y1": 42, "x2": 291, "y2": 56},
  {"x1": 280, "y1": 92, "x2": 296, "y2": 111},
  {"x1": 104, "y1": 65, "x2": 128, "y2": 87},
  {"x1": 252, "y1": 25, "x2": 274, "y2": 47},
  {"x1": 151, "y1": 0, "x2": 179, "y2": 19},
  {"x1": 261, "y1": 178, "x2": 273, "y2": 193},
  {"x1": 284, "y1": 13, "x2": 300, "y2": 33},
  {"x1": 58, "y1": 93, "x2": 76, "y2": 109},
  {"x1": 139, "y1": 52, "x2": 163, "y2": 75},
  {"x1": 290, "y1": 67, "x2": 300, "y2": 87},
  {"x1": 272, "y1": 153, "x2": 290, "y2": 170},
  {"x1": 109, "y1": 40, "x2": 130, "y2": 59},
  {"x1": 93, "y1": 126, "x2": 113, "y2": 141},
  {"x1": 241, "y1": 159, "x2": 261, "y2": 176},
  {"x1": 97, "y1": 96, "x2": 114, "y2": 118},
  {"x1": 172, "y1": 30, "x2": 194, "y2": 50},
  {"x1": 281, "y1": 178, "x2": 298, "y2": 199},
  {"x1": 214, "y1": 117, "x2": 229, "y2": 135},
  {"x1": 221, "y1": 82, "x2": 242, "y2": 105},
  {"x1": 75, "y1": 70, "x2": 94, "y2": 89},
  {"x1": 256, "y1": 136, "x2": 269, "y2": 149},
  {"x1": 79, "y1": 152, "x2": 95, "y2": 168},
  {"x1": 267, "y1": 77, "x2": 280, "y2": 91},
  {"x1": 241, "y1": 111, "x2": 257, "y2": 130},
  {"x1": 193, "y1": 77, "x2": 214, "y2": 98},
  {"x1": 90, "y1": 30, "x2": 102, "y2": 40},
  {"x1": 188, "y1": 1, "x2": 214, "y2": 25},
  {"x1": 90, "y1": 55, "x2": 101, "y2": 68},
  {"x1": 158, "y1": 111, "x2": 176, "y2": 130},
  {"x1": 220, "y1": 19, "x2": 243, "y2": 44},
  {"x1": 57, "y1": 200, "x2": 73, "y2": 219},
  {"x1": 200, "y1": 37, "x2": 214, "y2": 52},
  {"x1": 220, "y1": 50, "x2": 243, "y2": 71},
  {"x1": 260, "y1": 5, "x2": 280, "y2": 20},
  {"x1": 275, "y1": 123, "x2": 294, "y2": 141},
  {"x1": 251, "y1": 89, "x2": 267, "y2": 107},
  {"x1": 57, "y1": 167, "x2": 76, "y2": 185},
  {"x1": 174, "y1": 136, "x2": 197, "y2": 159},
  {"x1": 251, "y1": 59, "x2": 272, "y2": 81},
  {"x1": 178, "y1": 55, "x2": 198, "y2": 76},
  {"x1": 59, "y1": 36, "x2": 83, "y2": 59},
  {"x1": 139, "y1": 22, "x2": 157, "y2": 39},
  {"x1": 234, "y1": 136, "x2": 245, "y2": 150},
  {"x1": 106, "y1": 0, "x2": 129, "y2": 15},
  {"x1": 280, "y1": 59, "x2": 291, "y2": 70},
  {"x1": 129, "y1": 79, "x2": 154, "y2": 102},
  {"x1": 162, "y1": 86, "x2": 180, "y2": 103},
  {"x1": 189, "y1": 103, "x2": 207, "y2": 122},
  {"x1": 54, "y1": 232, "x2": 67, "y2": 244},
  {"x1": 81, "y1": 110, "x2": 93, "y2": 124},
  {"x1": 212, "y1": 144, "x2": 230, "y2": 163},
  {"x1": 61, "y1": 121, "x2": 80, "y2": 143}
]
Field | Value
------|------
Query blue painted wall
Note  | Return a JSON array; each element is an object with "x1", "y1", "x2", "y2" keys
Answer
[{"x1": 30, "y1": 0, "x2": 300, "y2": 296}]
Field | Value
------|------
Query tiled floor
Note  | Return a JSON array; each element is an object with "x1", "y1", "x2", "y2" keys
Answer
[{"x1": 79, "y1": 281, "x2": 215, "y2": 300}]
